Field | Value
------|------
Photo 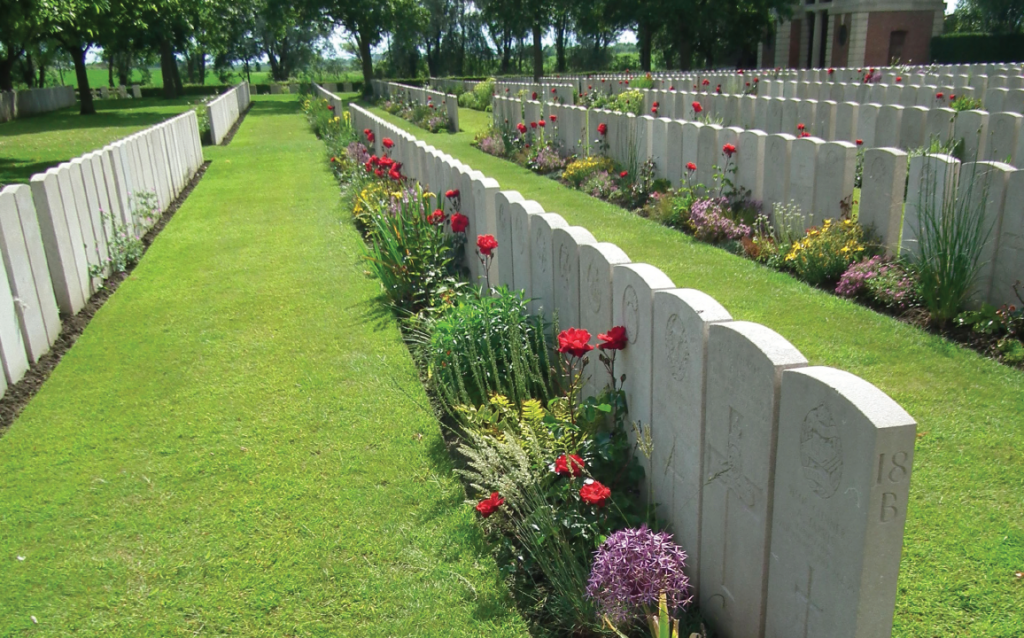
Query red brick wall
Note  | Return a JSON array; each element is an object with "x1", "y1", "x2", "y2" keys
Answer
[
  {"x1": 788, "y1": 20, "x2": 803, "y2": 68},
  {"x1": 864, "y1": 10, "x2": 937, "y2": 66},
  {"x1": 831, "y1": 14, "x2": 850, "y2": 68}
]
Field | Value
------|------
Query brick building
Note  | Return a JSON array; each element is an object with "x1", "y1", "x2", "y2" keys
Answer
[{"x1": 759, "y1": 0, "x2": 946, "y2": 69}]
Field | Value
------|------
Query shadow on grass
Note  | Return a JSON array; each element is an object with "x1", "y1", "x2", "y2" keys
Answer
[{"x1": 0, "y1": 158, "x2": 64, "y2": 185}]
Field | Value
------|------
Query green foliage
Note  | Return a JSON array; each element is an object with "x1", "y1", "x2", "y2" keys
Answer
[
  {"x1": 785, "y1": 218, "x2": 869, "y2": 287},
  {"x1": 951, "y1": 95, "x2": 984, "y2": 112},
  {"x1": 419, "y1": 287, "x2": 555, "y2": 413},
  {"x1": 913, "y1": 160, "x2": 994, "y2": 325},
  {"x1": 931, "y1": 33, "x2": 1024, "y2": 63}
]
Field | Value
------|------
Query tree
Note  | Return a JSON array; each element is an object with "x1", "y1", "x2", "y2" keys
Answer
[
  {"x1": 38, "y1": 0, "x2": 118, "y2": 114},
  {"x1": 949, "y1": 0, "x2": 1024, "y2": 34},
  {"x1": 0, "y1": 0, "x2": 41, "y2": 91},
  {"x1": 323, "y1": 0, "x2": 395, "y2": 88}
]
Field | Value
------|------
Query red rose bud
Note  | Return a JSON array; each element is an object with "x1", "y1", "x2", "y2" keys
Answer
[
  {"x1": 445, "y1": 189, "x2": 456, "y2": 198},
  {"x1": 653, "y1": 101, "x2": 659, "y2": 108},
  {"x1": 580, "y1": 481, "x2": 611, "y2": 507},
  {"x1": 475, "y1": 492, "x2": 504, "y2": 517},
  {"x1": 517, "y1": 123, "x2": 527, "y2": 133},
  {"x1": 539, "y1": 120, "x2": 546, "y2": 127},
  {"x1": 554, "y1": 454, "x2": 585, "y2": 477},
  {"x1": 450, "y1": 212, "x2": 468, "y2": 233},
  {"x1": 856, "y1": 139, "x2": 864, "y2": 146},
  {"x1": 896, "y1": 77, "x2": 902, "y2": 83},
  {"x1": 597, "y1": 123, "x2": 608, "y2": 135},
  {"x1": 530, "y1": 121, "x2": 538, "y2": 129},
  {"x1": 651, "y1": 107, "x2": 658, "y2": 113},
  {"x1": 550, "y1": 114, "x2": 557, "y2": 121},
  {"x1": 558, "y1": 327, "x2": 594, "y2": 358},
  {"x1": 551, "y1": 87, "x2": 556, "y2": 93},
  {"x1": 477, "y1": 234, "x2": 498, "y2": 256},
  {"x1": 686, "y1": 162, "x2": 697, "y2": 171},
  {"x1": 382, "y1": 138, "x2": 394, "y2": 149},
  {"x1": 597, "y1": 326, "x2": 628, "y2": 350},
  {"x1": 532, "y1": 92, "x2": 537, "y2": 100},
  {"x1": 797, "y1": 123, "x2": 805, "y2": 131},
  {"x1": 723, "y1": 143, "x2": 737, "y2": 157},
  {"x1": 936, "y1": 92, "x2": 944, "y2": 99},
  {"x1": 620, "y1": 171, "x2": 628, "y2": 178}
]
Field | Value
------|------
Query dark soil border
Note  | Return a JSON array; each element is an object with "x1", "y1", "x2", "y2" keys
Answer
[
  {"x1": 0, "y1": 160, "x2": 212, "y2": 438},
  {"x1": 219, "y1": 103, "x2": 254, "y2": 146}
]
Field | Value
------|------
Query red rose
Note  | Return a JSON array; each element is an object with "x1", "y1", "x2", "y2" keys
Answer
[
  {"x1": 702, "y1": 79, "x2": 710, "y2": 86},
  {"x1": 669, "y1": 86, "x2": 675, "y2": 90},
  {"x1": 477, "y1": 234, "x2": 498, "y2": 256},
  {"x1": 388, "y1": 169, "x2": 402, "y2": 181},
  {"x1": 551, "y1": 87, "x2": 556, "y2": 93},
  {"x1": 475, "y1": 492, "x2": 504, "y2": 518},
  {"x1": 428, "y1": 209, "x2": 445, "y2": 225},
  {"x1": 580, "y1": 481, "x2": 611, "y2": 507},
  {"x1": 896, "y1": 76, "x2": 902, "y2": 83},
  {"x1": 936, "y1": 92, "x2": 944, "y2": 99},
  {"x1": 692, "y1": 101, "x2": 703, "y2": 114},
  {"x1": 517, "y1": 122, "x2": 527, "y2": 134},
  {"x1": 597, "y1": 326, "x2": 628, "y2": 350},
  {"x1": 550, "y1": 114, "x2": 557, "y2": 122},
  {"x1": 800, "y1": 132, "x2": 811, "y2": 138},
  {"x1": 539, "y1": 120, "x2": 546, "y2": 127},
  {"x1": 330, "y1": 157, "x2": 337, "y2": 163},
  {"x1": 363, "y1": 128, "x2": 371, "y2": 136},
  {"x1": 558, "y1": 327, "x2": 593, "y2": 358},
  {"x1": 445, "y1": 189, "x2": 460, "y2": 199},
  {"x1": 374, "y1": 168, "x2": 384, "y2": 177},
  {"x1": 620, "y1": 170, "x2": 628, "y2": 178},
  {"x1": 797, "y1": 123, "x2": 805, "y2": 131},
  {"x1": 950, "y1": 94, "x2": 956, "y2": 101},
  {"x1": 716, "y1": 85, "x2": 722, "y2": 93},
  {"x1": 686, "y1": 162, "x2": 697, "y2": 172},
  {"x1": 450, "y1": 212, "x2": 468, "y2": 233},
  {"x1": 555, "y1": 454, "x2": 585, "y2": 477},
  {"x1": 531, "y1": 121, "x2": 538, "y2": 129},
  {"x1": 327, "y1": 105, "x2": 334, "y2": 111},
  {"x1": 653, "y1": 101, "x2": 660, "y2": 108},
  {"x1": 382, "y1": 138, "x2": 394, "y2": 149},
  {"x1": 532, "y1": 92, "x2": 538, "y2": 100},
  {"x1": 723, "y1": 143, "x2": 737, "y2": 157},
  {"x1": 856, "y1": 139, "x2": 864, "y2": 146},
  {"x1": 597, "y1": 123, "x2": 608, "y2": 135},
  {"x1": 651, "y1": 107, "x2": 658, "y2": 114},
  {"x1": 828, "y1": 68, "x2": 834, "y2": 74}
]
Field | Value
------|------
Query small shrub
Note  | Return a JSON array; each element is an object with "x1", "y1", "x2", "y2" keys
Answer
[
  {"x1": 951, "y1": 95, "x2": 983, "y2": 112},
  {"x1": 837, "y1": 256, "x2": 921, "y2": 310},
  {"x1": 563, "y1": 156, "x2": 613, "y2": 188},
  {"x1": 527, "y1": 145, "x2": 565, "y2": 174},
  {"x1": 582, "y1": 170, "x2": 618, "y2": 199},
  {"x1": 689, "y1": 197, "x2": 751, "y2": 244},
  {"x1": 785, "y1": 219, "x2": 868, "y2": 286}
]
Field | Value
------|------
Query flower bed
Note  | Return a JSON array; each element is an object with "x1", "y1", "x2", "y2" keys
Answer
[
  {"x1": 473, "y1": 109, "x2": 1024, "y2": 370},
  {"x1": 377, "y1": 97, "x2": 452, "y2": 133},
  {"x1": 302, "y1": 95, "x2": 707, "y2": 636}
]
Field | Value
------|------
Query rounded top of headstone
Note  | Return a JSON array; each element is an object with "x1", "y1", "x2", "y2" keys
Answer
[
  {"x1": 581, "y1": 242, "x2": 630, "y2": 265},
  {"x1": 554, "y1": 226, "x2": 597, "y2": 245},
  {"x1": 655, "y1": 288, "x2": 732, "y2": 325},
  {"x1": 614, "y1": 263, "x2": 675, "y2": 291},
  {"x1": 535, "y1": 212, "x2": 569, "y2": 230},
  {"x1": 709, "y1": 321, "x2": 808, "y2": 368},
  {"x1": 783, "y1": 366, "x2": 915, "y2": 429}
]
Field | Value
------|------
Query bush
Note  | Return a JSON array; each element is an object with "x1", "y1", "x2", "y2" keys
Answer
[
  {"x1": 836, "y1": 256, "x2": 921, "y2": 311},
  {"x1": 785, "y1": 219, "x2": 868, "y2": 286},
  {"x1": 472, "y1": 78, "x2": 496, "y2": 111},
  {"x1": 420, "y1": 287, "x2": 556, "y2": 412},
  {"x1": 689, "y1": 197, "x2": 751, "y2": 244},
  {"x1": 931, "y1": 33, "x2": 1024, "y2": 64},
  {"x1": 563, "y1": 156, "x2": 613, "y2": 188}
]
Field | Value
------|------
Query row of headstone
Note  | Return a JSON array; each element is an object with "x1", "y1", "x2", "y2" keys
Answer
[
  {"x1": 492, "y1": 81, "x2": 575, "y2": 105},
  {"x1": 270, "y1": 84, "x2": 294, "y2": 95},
  {"x1": 0, "y1": 86, "x2": 76, "y2": 123},
  {"x1": 0, "y1": 110, "x2": 204, "y2": 399},
  {"x1": 370, "y1": 81, "x2": 459, "y2": 132},
  {"x1": 491, "y1": 91, "x2": 1024, "y2": 322},
  {"x1": 338, "y1": 89, "x2": 919, "y2": 638},
  {"x1": 206, "y1": 82, "x2": 252, "y2": 145}
]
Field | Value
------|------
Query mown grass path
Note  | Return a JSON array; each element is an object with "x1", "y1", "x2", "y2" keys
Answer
[
  {"x1": 367, "y1": 104, "x2": 1024, "y2": 638},
  {"x1": 0, "y1": 96, "x2": 528, "y2": 637}
]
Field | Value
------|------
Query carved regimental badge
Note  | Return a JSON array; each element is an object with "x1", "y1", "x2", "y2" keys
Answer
[{"x1": 799, "y1": 404, "x2": 843, "y2": 499}]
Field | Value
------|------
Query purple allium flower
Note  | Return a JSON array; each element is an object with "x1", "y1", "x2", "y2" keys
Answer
[
  {"x1": 586, "y1": 525, "x2": 692, "y2": 624},
  {"x1": 346, "y1": 141, "x2": 370, "y2": 165}
]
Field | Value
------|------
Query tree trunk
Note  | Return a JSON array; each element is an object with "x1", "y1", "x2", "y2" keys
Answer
[
  {"x1": 556, "y1": 19, "x2": 566, "y2": 73},
  {"x1": 21, "y1": 53, "x2": 35, "y2": 87},
  {"x1": 198, "y1": 50, "x2": 206, "y2": 85},
  {"x1": 38, "y1": 63, "x2": 46, "y2": 88},
  {"x1": 70, "y1": 45, "x2": 95, "y2": 115},
  {"x1": 118, "y1": 52, "x2": 129, "y2": 86},
  {"x1": 160, "y1": 39, "x2": 178, "y2": 98},
  {"x1": 358, "y1": 28, "x2": 374, "y2": 91},
  {"x1": 677, "y1": 31, "x2": 693, "y2": 70},
  {"x1": 638, "y1": 22, "x2": 653, "y2": 72},
  {"x1": 500, "y1": 32, "x2": 511, "y2": 74},
  {"x1": 108, "y1": 58, "x2": 114, "y2": 87},
  {"x1": 172, "y1": 52, "x2": 184, "y2": 93},
  {"x1": 532, "y1": 23, "x2": 543, "y2": 82}
]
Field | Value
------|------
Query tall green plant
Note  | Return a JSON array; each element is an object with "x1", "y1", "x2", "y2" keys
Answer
[
  {"x1": 362, "y1": 183, "x2": 460, "y2": 317},
  {"x1": 913, "y1": 158, "x2": 992, "y2": 325},
  {"x1": 418, "y1": 287, "x2": 556, "y2": 413}
]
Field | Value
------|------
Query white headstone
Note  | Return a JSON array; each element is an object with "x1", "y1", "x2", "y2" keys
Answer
[
  {"x1": 903, "y1": 154, "x2": 961, "y2": 258},
  {"x1": 860, "y1": 148, "x2": 909, "y2": 254},
  {"x1": 812, "y1": 141, "x2": 857, "y2": 226},
  {"x1": 579, "y1": 243, "x2": 630, "y2": 398},
  {"x1": 4, "y1": 185, "x2": 60, "y2": 347},
  {"x1": 494, "y1": 191, "x2": 524, "y2": 289},
  {"x1": 651, "y1": 288, "x2": 732, "y2": 597},
  {"x1": 529, "y1": 212, "x2": 569, "y2": 318},
  {"x1": 764, "y1": 134, "x2": 795, "y2": 220},
  {"x1": 700, "y1": 321, "x2": 807, "y2": 638},
  {"x1": 551, "y1": 226, "x2": 597, "y2": 332},
  {"x1": 765, "y1": 367, "x2": 916, "y2": 638},
  {"x1": 991, "y1": 169, "x2": 1024, "y2": 307}
]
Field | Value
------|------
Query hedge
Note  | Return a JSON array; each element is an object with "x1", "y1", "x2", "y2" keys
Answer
[{"x1": 931, "y1": 33, "x2": 1024, "y2": 64}]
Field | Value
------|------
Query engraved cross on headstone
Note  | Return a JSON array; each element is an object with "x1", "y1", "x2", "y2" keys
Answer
[
  {"x1": 705, "y1": 406, "x2": 762, "y2": 599},
  {"x1": 795, "y1": 565, "x2": 824, "y2": 638}
]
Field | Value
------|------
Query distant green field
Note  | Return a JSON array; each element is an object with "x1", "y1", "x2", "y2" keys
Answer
[{"x1": 68, "y1": 67, "x2": 363, "y2": 90}]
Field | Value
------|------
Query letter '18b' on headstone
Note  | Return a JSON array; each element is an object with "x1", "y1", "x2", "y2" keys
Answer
[
  {"x1": 766, "y1": 367, "x2": 916, "y2": 638},
  {"x1": 700, "y1": 321, "x2": 807, "y2": 638}
]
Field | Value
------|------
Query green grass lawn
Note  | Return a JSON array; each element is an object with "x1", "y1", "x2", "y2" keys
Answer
[
  {"x1": 0, "y1": 97, "x2": 200, "y2": 185},
  {"x1": 0, "y1": 95, "x2": 528, "y2": 637},
  {"x1": 368, "y1": 103, "x2": 1024, "y2": 638}
]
